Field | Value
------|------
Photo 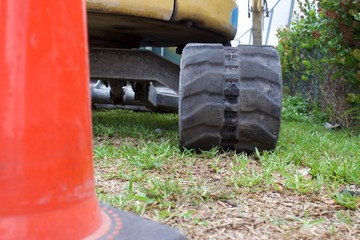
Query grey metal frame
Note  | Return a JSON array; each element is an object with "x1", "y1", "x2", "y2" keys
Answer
[{"x1": 90, "y1": 48, "x2": 180, "y2": 93}]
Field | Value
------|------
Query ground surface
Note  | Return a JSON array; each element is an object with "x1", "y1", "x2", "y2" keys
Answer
[{"x1": 92, "y1": 109, "x2": 359, "y2": 240}]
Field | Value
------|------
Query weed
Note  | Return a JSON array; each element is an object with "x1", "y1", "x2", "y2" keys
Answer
[
  {"x1": 287, "y1": 211, "x2": 326, "y2": 228},
  {"x1": 336, "y1": 211, "x2": 354, "y2": 225},
  {"x1": 333, "y1": 192, "x2": 360, "y2": 210}
]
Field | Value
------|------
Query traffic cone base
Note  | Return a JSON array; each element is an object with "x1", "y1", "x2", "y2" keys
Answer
[
  {"x1": 87, "y1": 204, "x2": 186, "y2": 240},
  {"x1": 85, "y1": 205, "x2": 122, "y2": 239}
]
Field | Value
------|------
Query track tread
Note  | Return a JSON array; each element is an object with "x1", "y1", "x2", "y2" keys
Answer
[
  {"x1": 180, "y1": 103, "x2": 223, "y2": 128},
  {"x1": 179, "y1": 44, "x2": 282, "y2": 152},
  {"x1": 181, "y1": 72, "x2": 224, "y2": 98}
]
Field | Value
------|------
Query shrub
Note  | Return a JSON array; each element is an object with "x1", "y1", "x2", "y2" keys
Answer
[
  {"x1": 282, "y1": 95, "x2": 312, "y2": 123},
  {"x1": 277, "y1": 0, "x2": 360, "y2": 126},
  {"x1": 282, "y1": 95, "x2": 327, "y2": 123}
]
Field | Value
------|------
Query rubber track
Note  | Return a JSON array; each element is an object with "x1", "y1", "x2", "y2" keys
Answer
[
  {"x1": 179, "y1": 44, "x2": 282, "y2": 152},
  {"x1": 179, "y1": 44, "x2": 224, "y2": 149}
]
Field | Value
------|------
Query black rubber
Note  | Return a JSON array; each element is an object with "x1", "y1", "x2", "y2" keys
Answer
[
  {"x1": 179, "y1": 43, "x2": 282, "y2": 152},
  {"x1": 99, "y1": 203, "x2": 186, "y2": 240}
]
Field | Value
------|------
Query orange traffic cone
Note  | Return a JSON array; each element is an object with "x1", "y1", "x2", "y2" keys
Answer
[{"x1": 0, "y1": 0, "x2": 185, "y2": 239}]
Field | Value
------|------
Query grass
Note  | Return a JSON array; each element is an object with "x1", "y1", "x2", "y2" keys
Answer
[{"x1": 92, "y1": 108, "x2": 359, "y2": 239}]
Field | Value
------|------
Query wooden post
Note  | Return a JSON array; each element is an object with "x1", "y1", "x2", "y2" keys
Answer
[{"x1": 252, "y1": 0, "x2": 263, "y2": 45}]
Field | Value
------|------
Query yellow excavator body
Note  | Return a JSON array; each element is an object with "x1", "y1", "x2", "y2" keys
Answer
[{"x1": 87, "y1": 0, "x2": 238, "y2": 47}]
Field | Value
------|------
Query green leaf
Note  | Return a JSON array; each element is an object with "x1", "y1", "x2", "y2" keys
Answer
[
  {"x1": 355, "y1": 13, "x2": 360, "y2": 21},
  {"x1": 349, "y1": 9, "x2": 360, "y2": 21},
  {"x1": 351, "y1": 49, "x2": 360, "y2": 61}
]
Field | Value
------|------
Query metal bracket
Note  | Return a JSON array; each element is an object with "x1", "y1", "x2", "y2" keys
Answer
[{"x1": 89, "y1": 48, "x2": 180, "y2": 93}]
